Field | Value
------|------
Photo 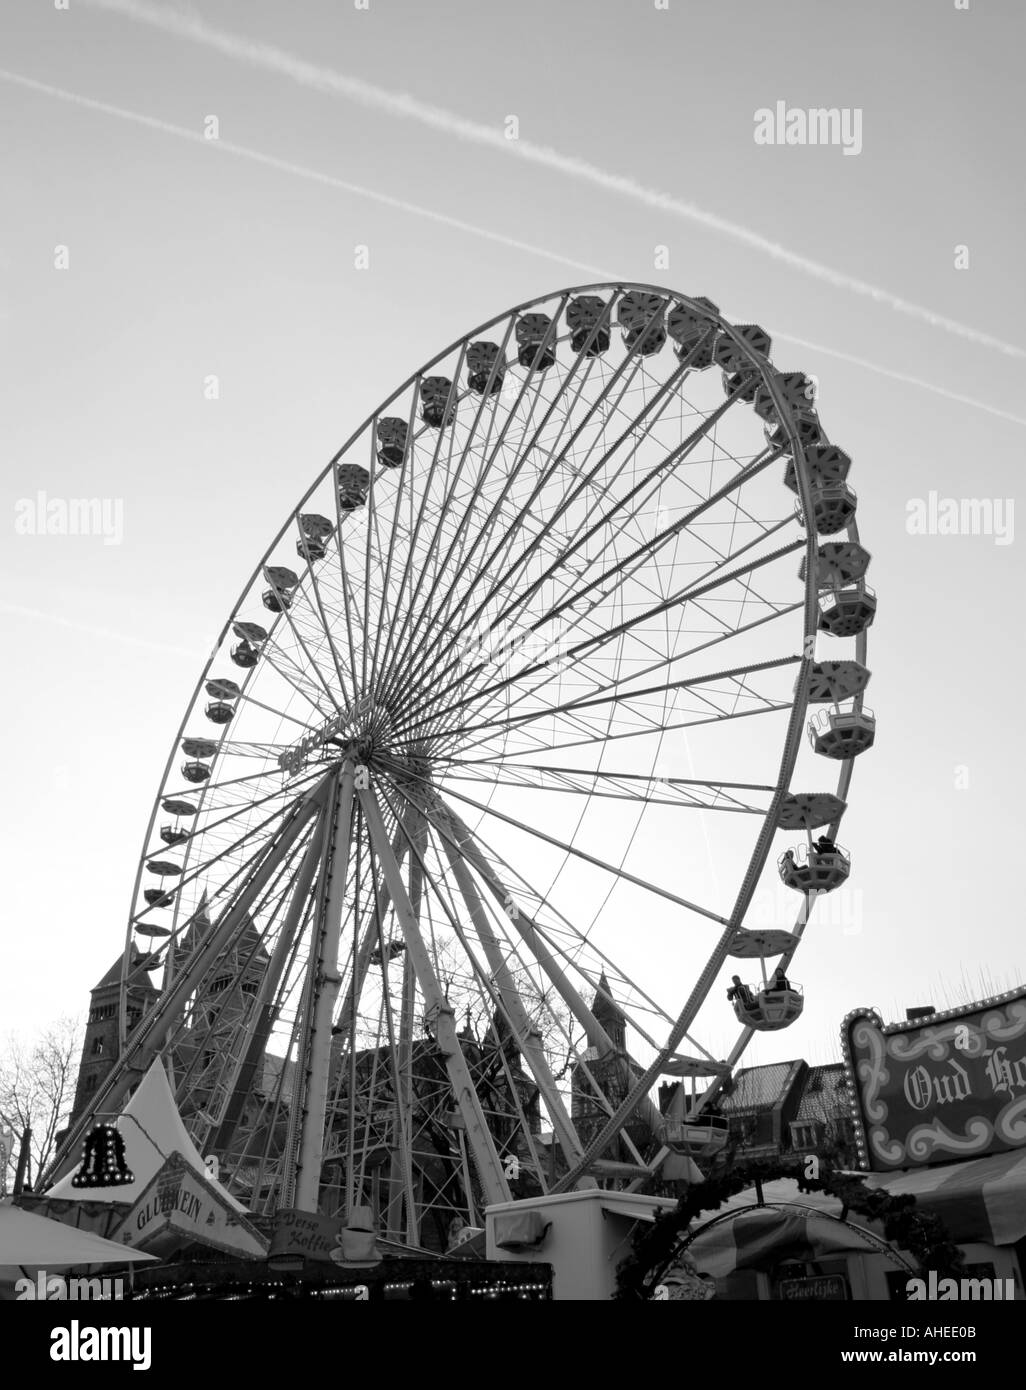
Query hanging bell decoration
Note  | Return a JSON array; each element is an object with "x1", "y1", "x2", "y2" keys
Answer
[{"x1": 70, "y1": 1123, "x2": 135, "y2": 1188}]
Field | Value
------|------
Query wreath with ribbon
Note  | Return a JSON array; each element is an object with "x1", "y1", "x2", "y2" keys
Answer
[{"x1": 613, "y1": 1155, "x2": 964, "y2": 1300}]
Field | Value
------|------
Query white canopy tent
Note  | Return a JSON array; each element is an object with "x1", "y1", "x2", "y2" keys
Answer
[
  {"x1": 0, "y1": 1201, "x2": 157, "y2": 1293},
  {"x1": 46, "y1": 1059, "x2": 247, "y2": 1212}
]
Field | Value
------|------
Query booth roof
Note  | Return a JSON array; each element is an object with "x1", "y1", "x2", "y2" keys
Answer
[
  {"x1": 0, "y1": 1201, "x2": 158, "y2": 1274},
  {"x1": 46, "y1": 1060, "x2": 247, "y2": 1212},
  {"x1": 864, "y1": 1147, "x2": 1026, "y2": 1245}
]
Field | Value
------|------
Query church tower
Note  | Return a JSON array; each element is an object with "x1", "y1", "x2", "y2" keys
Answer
[
  {"x1": 590, "y1": 971, "x2": 627, "y2": 1051},
  {"x1": 177, "y1": 912, "x2": 270, "y2": 1120},
  {"x1": 571, "y1": 973, "x2": 646, "y2": 1161},
  {"x1": 69, "y1": 945, "x2": 160, "y2": 1124}
]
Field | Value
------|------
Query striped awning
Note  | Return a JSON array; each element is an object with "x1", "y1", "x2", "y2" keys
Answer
[
  {"x1": 864, "y1": 1147, "x2": 1026, "y2": 1246},
  {"x1": 687, "y1": 1204, "x2": 880, "y2": 1279}
]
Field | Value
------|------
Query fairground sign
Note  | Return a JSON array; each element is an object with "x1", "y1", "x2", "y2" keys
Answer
[
  {"x1": 110, "y1": 1153, "x2": 267, "y2": 1259},
  {"x1": 277, "y1": 694, "x2": 375, "y2": 776},
  {"x1": 779, "y1": 1274, "x2": 848, "y2": 1301},
  {"x1": 842, "y1": 986, "x2": 1026, "y2": 1171},
  {"x1": 268, "y1": 1208, "x2": 344, "y2": 1264}
]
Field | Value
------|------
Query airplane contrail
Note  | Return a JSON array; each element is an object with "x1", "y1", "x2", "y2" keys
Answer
[
  {"x1": 81, "y1": 0, "x2": 1025, "y2": 361},
  {"x1": 760, "y1": 330, "x2": 1026, "y2": 428},
  {"x1": 0, "y1": 600, "x2": 204, "y2": 658},
  {"x1": 2, "y1": 69, "x2": 1022, "y2": 428},
  {"x1": 0, "y1": 70, "x2": 610, "y2": 279}
]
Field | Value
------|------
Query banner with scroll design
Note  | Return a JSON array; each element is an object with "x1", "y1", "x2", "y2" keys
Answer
[{"x1": 843, "y1": 988, "x2": 1026, "y2": 1171}]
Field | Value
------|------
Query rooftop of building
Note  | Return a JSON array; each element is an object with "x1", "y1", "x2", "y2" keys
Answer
[{"x1": 718, "y1": 1059, "x2": 805, "y2": 1114}]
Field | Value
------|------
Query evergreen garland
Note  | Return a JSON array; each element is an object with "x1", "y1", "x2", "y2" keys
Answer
[{"x1": 613, "y1": 1155, "x2": 965, "y2": 1300}]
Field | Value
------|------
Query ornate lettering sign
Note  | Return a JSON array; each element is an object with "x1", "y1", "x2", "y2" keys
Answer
[
  {"x1": 110, "y1": 1153, "x2": 267, "y2": 1258},
  {"x1": 277, "y1": 695, "x2": 376, "y2": 776},
  {"x1": 779, "y1": 1274, "x2": 849, "y2": 1301},
  {"x1": 268, "y1": 1208, "x2": 344, "y2": 1262},
  {"x1": 842, "y1": 988, "x2": 1026, "y2": 1170}
]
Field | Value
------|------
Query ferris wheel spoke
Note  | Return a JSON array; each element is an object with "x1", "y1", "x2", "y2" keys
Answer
[
  {"x1": 372, "y1": 342, "x2": 473, "y2": 689},
  {"x1": 453, "y1": 393, "x2": 748, "y2": 665},
  {"x1": 492, "y1": 443, "x2": 784, "y2": 652},
  {"x1": 165, "y1": 760, "x2": 318, "y2": 813},
  {"x1": 438, "y1": 533, "x2": 802, "y2": 744},
  {"x1": 257, "y1": 641, "x2": 338, "y2": 723},
  {"x1": 365, "y1": 396, "x2": 422, "y2": 695},
  {"x1": 429, "y1": 758, "x2": 773, "y2": 814},
  {"x1": 360, "y1": 423, "x2": 381, "y2": 699},
  {"x1": 453, "y1": 699, "x2": 791, "y2": 766},
  {"x1": 138, "y1": 816, "x2": 323, "y2": 996},
  {"x1": 418, "y1": 588, "x2": 793, "y2": 756},
  {"x1": 421, "y1": 485, "x2": 798, "y2": 739},
  {"x1": 267, "y1": 577, "x2": 346, "y2": 717},
  {"x1": 402, "y1": 308, "x2": 567, "y2": 646},
  {"x1": 198, "y1": 741, "x2": 296, "y2": 760},
  {"x1": 414, "y1": 386, "x2": 729, "y2": 694},
  {"x1": 227, "y1": 691, "x2": 314, "y2": 732},
  {"x1": 372, "y1": 299, "x2": 614, "y2": 698},
  {"x1": 375, "y1": 316, "x2": 656, "y2": 706},
  {"x1": 510, "y1": 651, "x2": 794, "y2": 726},
  {"x1": 412, "y1": 433, "x2": 795, "y2": 738},
  {"x1": 153, "y1": 772, "x2": 323, "y2": 878},
  {"x1": 379, "y1": 344, "x2": 698, "y2": 708},
  {"x1": 295, "y1": 513, "x2": 353, "y2": 711},
  {"x1": 382, "y1": 781, "x2": 678, "y2": 1056},
  {"x1": 413, "y1": 776, "x2": 731, "y2": 927},
  {"x1": 428, "y1": 312, "x2": 520, "y2": 517},
  {"x1": 423, "y1": 300, "x2": 680, "y2": 654},
  {"x1": 397, "y1": 519, "x2": 801, "y2": 737},
  {"x1": 326, "y1": 462, "x2": 378, "y2": 694},
  {"x1": 418, "y1": 568, "x2": 802, "y2": 756},
  {"x1": 138, "y1": 790, "x2": 319, "y2": 932},
  {"x1": 149, "y1": 767, "x2": 320, "y2": 868}
]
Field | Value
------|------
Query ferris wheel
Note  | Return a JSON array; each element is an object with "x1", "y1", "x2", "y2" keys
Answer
[{"x1": 58, "y1": 283, "x2": 874, "y2": 1248}]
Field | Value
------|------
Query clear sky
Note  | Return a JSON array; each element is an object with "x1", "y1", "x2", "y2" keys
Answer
[{"x1": 1, "y1": 0, "x2": 1023, "y2": 1074}]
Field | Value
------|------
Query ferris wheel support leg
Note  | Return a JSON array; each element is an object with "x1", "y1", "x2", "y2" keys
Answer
[
  {"x1": 358, "y1": 785, "x2": 512, "y2": 1210},
  {"x1": 438, "y1": 827, "x2": 587, "y2": 1176},
  {"x1": 435, "y1": 801, "x2": 664, "y2": 1144},
  {"x1": 295, "y1": 762, "x2": 357, "y2": 1213},
  {"x1": 209, "y1": 805, "x2": 330, "y2": 1161},
  {"x1": 333, "y1": 825, "x2": 409, "y2": 1058},
  {"x1": 385, "y1": 807, "x2": 425, "y2": 1247}
]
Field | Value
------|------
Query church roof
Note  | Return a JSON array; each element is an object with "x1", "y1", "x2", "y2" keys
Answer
[
  {"x1": 171, "y1": 892, "x2": 213, "y2": 962},
  {"x1": 92, "y1": 943, "x2": 144, "y2": 993},
  {"x1": 170, "y1": 894, "x2": 269, "y2": 977}
]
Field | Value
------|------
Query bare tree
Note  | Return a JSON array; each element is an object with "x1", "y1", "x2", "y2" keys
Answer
[{"x1": 0, "y1": 1016, "x2": 82, "y2": 1190}]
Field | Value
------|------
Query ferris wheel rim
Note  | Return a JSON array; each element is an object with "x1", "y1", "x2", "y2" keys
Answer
[{"x1": 105, "y1": 280, "x2": 870, "y2": 1208}]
